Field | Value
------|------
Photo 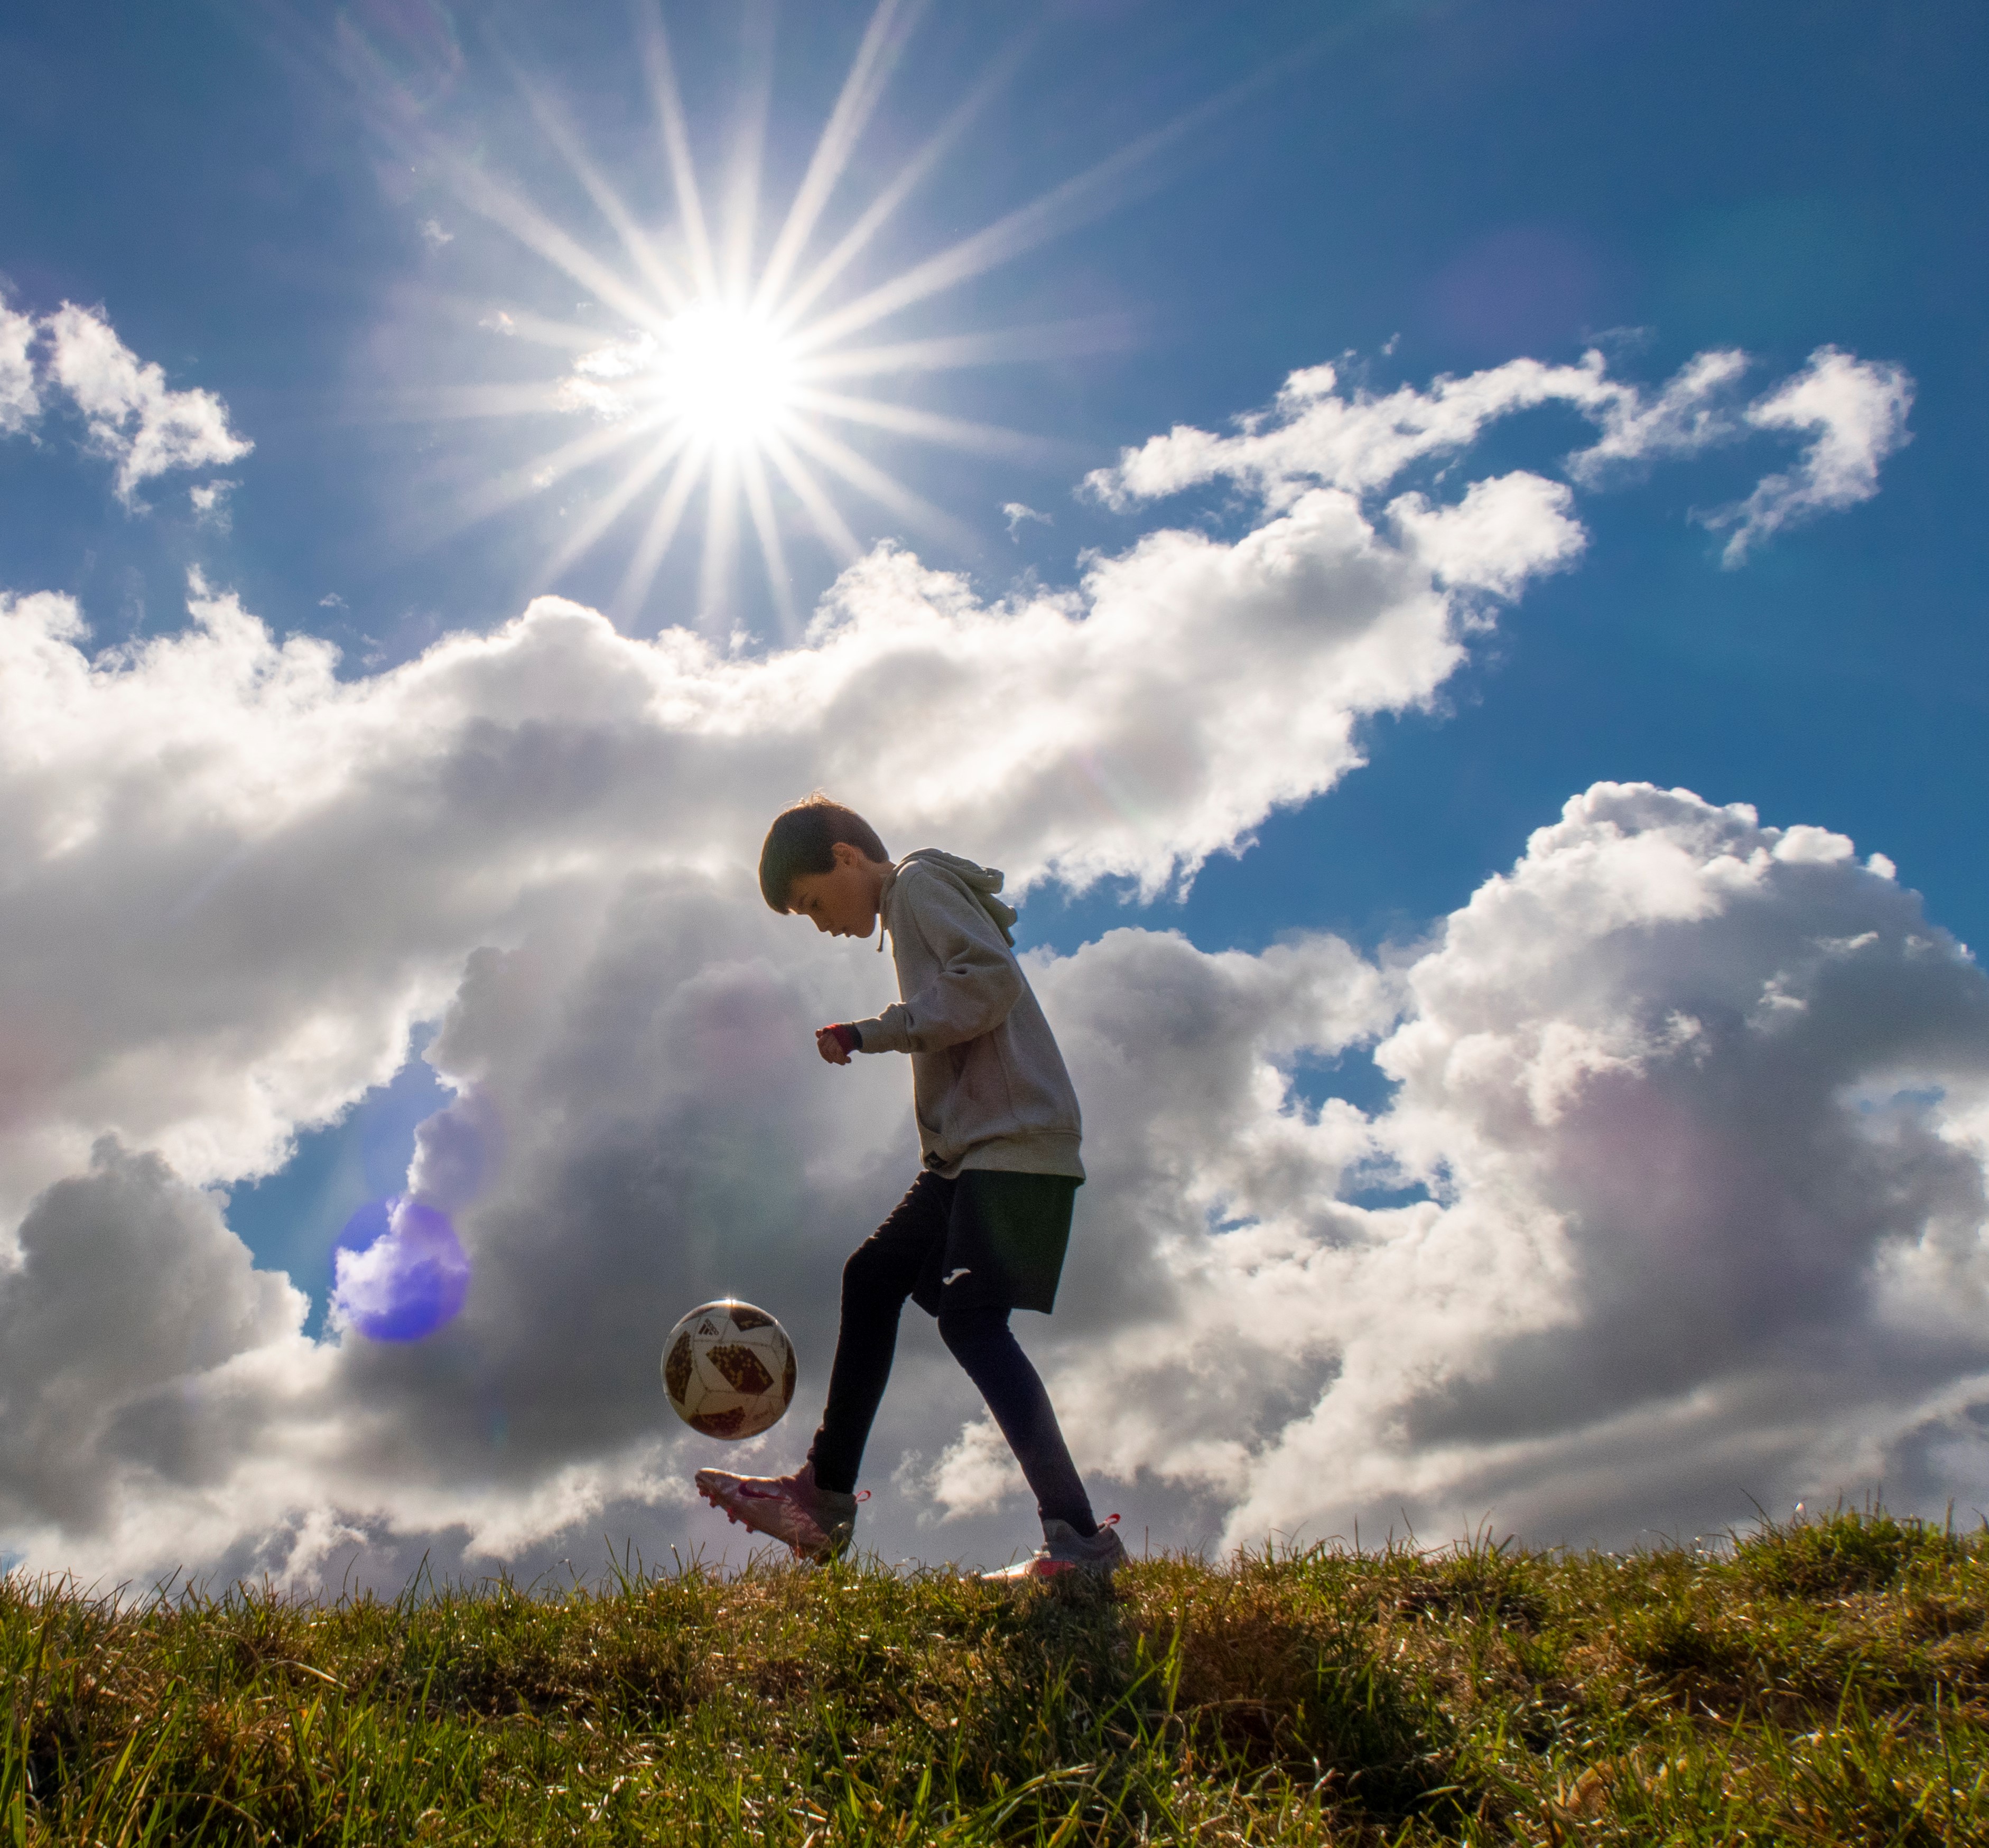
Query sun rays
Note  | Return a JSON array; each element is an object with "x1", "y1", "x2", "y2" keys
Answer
[
  {"x1": 418, "y1": 0, "x2": 1111, "y2": 634},
  {"x1": 287, "y1": 0, "x2": 1327, "y2": 636},
  {"x1": 361, "y1": 0, "x2": 1301, "y2": 636}
]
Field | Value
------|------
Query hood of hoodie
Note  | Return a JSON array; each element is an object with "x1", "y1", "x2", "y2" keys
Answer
[{"x1": 893, "y1": 848, "x2": 1019, "y2": 946}]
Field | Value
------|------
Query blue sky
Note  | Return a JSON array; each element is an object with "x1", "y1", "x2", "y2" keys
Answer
[{"x1": 3, "y1": 0, "x2": 1988, "y2": 1578}]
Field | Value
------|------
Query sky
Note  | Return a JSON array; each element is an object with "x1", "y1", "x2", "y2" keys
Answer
[{"x1": 2, "y1": 0, "x2": 1987, "y2": 1585}]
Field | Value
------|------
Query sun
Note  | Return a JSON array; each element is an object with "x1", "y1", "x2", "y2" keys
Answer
[
  {"x1": 412, "y1": 0, "x2": 1185, "y2": 633},
  {"x1": 569, "y1": 303, "x2": 798, "y2": 452},
  {"x1": 657, "y1": 304, "x2": 797, "y2": 446}
]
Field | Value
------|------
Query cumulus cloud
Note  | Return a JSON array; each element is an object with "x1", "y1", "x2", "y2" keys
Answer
[
  {"x1": 1703, "y1": 347, "x2": 1915, "y2": 565},
  {"x1": 0, "y1": 1140, "x2": 307, "y2": 1545},
  {"x1": 8, "y1": 584, "x2": 1989, "y2": 1572},
  {"x1": 1088, "y1": 343, "x2": 1911, "y2": 566},
  {"x1": 40, "y1": 303, "x2": 252, "y2": 503},
  {"x1": 0, "y1": 298, "x2": 39, "y2": 434},
  {"x1": 974, "y1": 785, "x2": 1989, "y2": 1551},
  {"x1": 1390, "y1": 471, "x2": 1583, "y2": 597},
  {"x1": 0, "y1": 868, "x2": 904, "y2": 1582},
  {"x1": 0, "y1": 348, "x2": 1967, "y2": 1582}
]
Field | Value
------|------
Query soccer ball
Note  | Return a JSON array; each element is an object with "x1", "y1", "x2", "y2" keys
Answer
[{"x1": 661, "y1": 1299, "x2": 796, "y2": 1439}]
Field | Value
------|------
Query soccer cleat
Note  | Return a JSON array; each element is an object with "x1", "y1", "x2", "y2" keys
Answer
[
  {"x1": 694, "y1": 1460, "x2": 858, "y2": 1563},
  {"x1": 981, "y1": 1514, "x2": 1126, "y2": 1582}
]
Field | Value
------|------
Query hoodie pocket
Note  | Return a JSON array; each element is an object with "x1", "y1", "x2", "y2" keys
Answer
[{"x1": 939, "y1": 1036, "x2": 1019, "y2": 1154}]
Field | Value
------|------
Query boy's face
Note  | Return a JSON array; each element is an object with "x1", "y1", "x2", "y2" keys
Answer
[{"x1": 785, "y1": 841, "x2": 884, "y2": 937}]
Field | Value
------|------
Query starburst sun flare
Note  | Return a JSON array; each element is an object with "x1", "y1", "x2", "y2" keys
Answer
[
  {"x1": 402, "y1": 0, "x2": 1202, "y2": 634},
  {"x1": 562, "y1": 306, "x2": 798, "y2": 449}
]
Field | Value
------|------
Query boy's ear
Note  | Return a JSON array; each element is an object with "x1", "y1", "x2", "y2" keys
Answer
[{"x1": 829, "y1": 839, "x2": 861, "y2": 869}]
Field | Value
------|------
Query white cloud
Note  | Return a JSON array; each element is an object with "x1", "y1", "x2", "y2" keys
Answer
[
  {"x1": 558, "y1": 332, "x2": 654, "y2": 421},
  {"x1": 1084, "y1": 351, "x2": 1623, "y2": 511},
  {"x1": 0, "y1": 347, "x2": 1966, "y2": 1581},
  {"x1": 419, "y1": 218, "x2": 455, "y2": 250},
  {"x1": 0, "y1": 1140, "x2": 308, "y2": 1546},
  {"x1": 15, "y1": 649, "x2": 1984, "y2": 1579},
  {"x1": 41, "y1": 303, "x2": 253, "y2": 504},
  {"x1": 1563, "y1": 347, "x2": 1749, "y2": 483},
  {"x1": 1002, "y1": 500, "x2": 1051, "y2": 536},
  {"x1": 982, "y1": 785, "x2": 1989, "y2": 1552},
  {"x1": 190, "y1": 479, "x2": 237, "y2": 530},
  {"x1": 1089, "y1": 343, "x2": 1911, "y2": 567},
  {"x1": 0, "y1": 299, "x2": 39, "y2": 434},
  {"x1": 1704, "y1": 347, "x2": 1915, "y2": 565},
  {"x1": 7, "y1": 579, "x2": 1987, "y2": 1572},
  {"x1": 1390, "y1": 471, "x2": 1584, "y2": 596}
]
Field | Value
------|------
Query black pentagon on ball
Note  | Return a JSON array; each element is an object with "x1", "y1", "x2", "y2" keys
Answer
[
  {"x1": 663, "y1": 1331, "x2": 696, "y2": 1404},
  {"x1": 705, "y1": 1342, "x2": 774, "y2": 1395}
]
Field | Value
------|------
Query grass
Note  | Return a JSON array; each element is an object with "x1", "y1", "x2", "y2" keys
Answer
[{"x1": 6, "y1": 1507, "x2": 1989, "y2": 1843}]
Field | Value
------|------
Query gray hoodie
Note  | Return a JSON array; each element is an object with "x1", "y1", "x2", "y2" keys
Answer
[{"x1": 850, "y1": 850, "x2": 1084, "y2": 1180}]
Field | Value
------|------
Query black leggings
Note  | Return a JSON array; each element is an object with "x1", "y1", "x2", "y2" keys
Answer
[{"x1": 806, "y1": 1175, "x2": 1096, "y2": 1536}]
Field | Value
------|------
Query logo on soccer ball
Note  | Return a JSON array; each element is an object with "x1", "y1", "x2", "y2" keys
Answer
[{"x1": 661, "y1": 1299, "x2": 797, "y2": 1439}]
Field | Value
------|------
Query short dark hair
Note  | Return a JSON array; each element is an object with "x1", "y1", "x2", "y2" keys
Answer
[{"x1": 758, "y1": 795, "x2": 890, "y2": 911}]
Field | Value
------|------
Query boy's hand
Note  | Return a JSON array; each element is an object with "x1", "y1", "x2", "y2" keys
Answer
[{"x1": 816, "y1": 1022, "x2": 861, "y2": 1065}]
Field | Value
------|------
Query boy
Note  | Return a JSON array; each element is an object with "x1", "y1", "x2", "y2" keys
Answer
[{"x1": 695, "y1": 796, "x2": 1126, "y2": 1578}]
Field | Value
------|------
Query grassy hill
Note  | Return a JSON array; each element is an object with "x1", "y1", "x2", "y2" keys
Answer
[{"x1": 4, "y1": 1508, "x2": 1985, "y2": 1843}]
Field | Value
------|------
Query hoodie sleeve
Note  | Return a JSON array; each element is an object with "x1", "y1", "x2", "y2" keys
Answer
[{"x1": 852, "y1": 868, "x2": 1023, "y2": 1054}]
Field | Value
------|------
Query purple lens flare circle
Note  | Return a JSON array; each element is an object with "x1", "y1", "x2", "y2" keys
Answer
[{"x1": 331, "y1": 1196, "x2": 470, "y2": 1341}]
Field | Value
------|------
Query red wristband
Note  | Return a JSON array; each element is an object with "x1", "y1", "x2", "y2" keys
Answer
[{"x1": 825, "y1": 1022, "x2": 862, "y2": 1054}]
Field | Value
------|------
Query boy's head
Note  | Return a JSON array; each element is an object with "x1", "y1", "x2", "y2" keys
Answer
[{"x1": 759, "y1": 796, "x2": 891, "y2": 936}]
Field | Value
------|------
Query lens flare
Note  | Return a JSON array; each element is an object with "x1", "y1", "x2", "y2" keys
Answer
[{"x1": 332, "y1": 1197, "x2": 471, "y2": 1342}]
